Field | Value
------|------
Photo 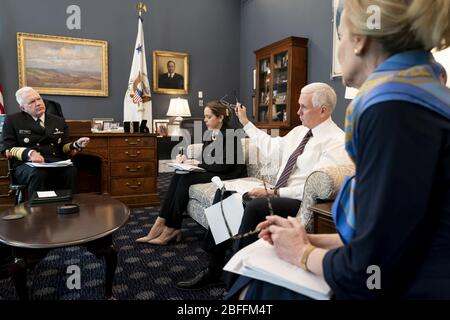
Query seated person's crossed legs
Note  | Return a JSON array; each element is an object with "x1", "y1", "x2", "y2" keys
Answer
[
  {"x1": 136, "y1": 101, "x2": 247, "y2": 246},
  {"x1": 136, "y1": 172, "x2": 222, "y2": 245}
]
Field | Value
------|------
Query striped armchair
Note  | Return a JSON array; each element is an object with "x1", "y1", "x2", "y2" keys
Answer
[{"x1": 297, "y1": 164, "x2": 355, "y2": 231}]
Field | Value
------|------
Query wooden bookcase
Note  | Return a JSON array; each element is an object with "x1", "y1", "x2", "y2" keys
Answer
[{"x1": 254, "y1": 36, "x2": 308, "y2": 136}]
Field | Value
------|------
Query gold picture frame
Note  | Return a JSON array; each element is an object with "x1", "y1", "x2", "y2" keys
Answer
[
  {"x1": 331, "y1": 0, "x2": 343, "y2": 78},
  {"x1": 153, "y1": 119, "x2": 170, "y2": 137},
  {"x1": 153, "y1": 50, "x2": 189, "y2": 95},
  {"x1": 17, "y1": 32, "x2": 108, "y2": 96}
]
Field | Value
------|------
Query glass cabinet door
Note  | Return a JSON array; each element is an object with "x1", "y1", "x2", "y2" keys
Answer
[
  {"x1": 254, "y1": 36, "x2": 308, "y2": 135},
  {"x1": 271, "y1": 51, "x2": 288, "y2": 124},
  {"x1": 258, "y1": 57, "x2": 270, "y2": 123}
]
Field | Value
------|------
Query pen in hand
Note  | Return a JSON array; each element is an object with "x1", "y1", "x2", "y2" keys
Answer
[
  {"x1": 257, "y1": 219, "x2": 274, "y2": 244},
  {"x1": 176, "y1": 148, "x2": 186, "y2": 163}
]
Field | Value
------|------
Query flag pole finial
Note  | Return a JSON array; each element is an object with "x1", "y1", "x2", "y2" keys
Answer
[{"x1": 136, "y1": 2, "x2": 147, "y2": 17}]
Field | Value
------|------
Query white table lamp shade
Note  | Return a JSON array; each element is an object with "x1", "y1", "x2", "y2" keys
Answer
[{"x1": 167, "y1": 98, "x2": 191, "y2": 122}]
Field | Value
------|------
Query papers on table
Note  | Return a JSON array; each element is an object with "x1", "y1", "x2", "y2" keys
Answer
[
  {"x1": 26, "y1": 159, "x2": 73, "y2": 168},
  {"x1": 205, "y1": 193, "x2": 244, "y2": 244},
  {"x1": 37, "y1": 191, "x2": 57, "y2": 198},
  {"x1": 166, "y1": 162, "x2": 206, "y2": 173},
  {"x1": 223, "y1": 239, "x2": 332, "y2": 300},
  {"x1": 30, "y1": 189, "x2": 72, "y2": 205}
]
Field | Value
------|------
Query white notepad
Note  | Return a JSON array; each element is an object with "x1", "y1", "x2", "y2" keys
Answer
[
  {"x1": 205, "y1": 193, "x2": 244, "y2": 244},
  {"x1": 224, "y1": 239, "x2": 332, "y2": 300},
  {"x1": 166, "y1": 162, "x2": 206, "y2": 172},
  {"x1": 36, "y1": 191, "x2": 57, "y2": 198},
  {"x1": 26, "y1": 159, "x2": 73, "y2": 168}
]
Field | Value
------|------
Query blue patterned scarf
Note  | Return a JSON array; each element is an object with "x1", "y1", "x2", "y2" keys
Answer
[{"x1": 332, "y1": 50, "x2": 450, "y2": 244}]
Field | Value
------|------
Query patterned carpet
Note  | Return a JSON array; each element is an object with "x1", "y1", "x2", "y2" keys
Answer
[{"x1": 0, "y1": 173, "x2": 226, "y2": 300}]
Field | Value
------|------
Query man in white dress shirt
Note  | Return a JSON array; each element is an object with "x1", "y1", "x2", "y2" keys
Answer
[
  {"x1": 238, "y1": 82, "x2": 350, "y2": 201},
  {"x1": 176, "y1": 82, "x2": 352, "y2": 290},
  {"x1": 233, "y1": 82, "x2": 351, "y2": 246}
]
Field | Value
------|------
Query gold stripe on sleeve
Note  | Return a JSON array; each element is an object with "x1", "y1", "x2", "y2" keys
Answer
[
  {"x1": 9, "y1": 147, "x2": 27, "y2": 160},
  {"x1": 63, "y1": 143, "x2": 72, "y2": 154}
]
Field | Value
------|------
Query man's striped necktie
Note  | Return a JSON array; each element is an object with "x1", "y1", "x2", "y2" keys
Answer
[{"x1": 274, "y1": 129, "x2": 313, "y2": 189}]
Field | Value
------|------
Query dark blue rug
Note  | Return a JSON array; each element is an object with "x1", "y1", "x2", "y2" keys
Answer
[{"x1": 0, "y1": 173, "x2": 226, "y2": 300}]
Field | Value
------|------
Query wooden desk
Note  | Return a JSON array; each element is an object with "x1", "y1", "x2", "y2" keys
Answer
[
  {"x1": 310, "y1": 201, "x2": 337, "y2": 234},
  {"x1": 69, "y1": 132, "x2": 160, "y2": 207},
  {"x1": 0, "y1": 194, "x2": 129, "y2": 299}
]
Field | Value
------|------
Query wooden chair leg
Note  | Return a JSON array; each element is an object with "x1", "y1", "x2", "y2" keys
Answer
[{"x1": 8, "y1": 258, "x2": 29, "y2": 300}]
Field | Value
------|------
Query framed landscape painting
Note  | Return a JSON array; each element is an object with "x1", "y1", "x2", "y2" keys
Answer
[{"x1": 17, "y1": 32, "x2": 108, "y2": 96}]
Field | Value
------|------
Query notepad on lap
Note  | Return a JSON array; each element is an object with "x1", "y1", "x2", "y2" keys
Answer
[
  {"x1": 26, "y1": 159, "x2": 73, "y2": 168},
  {"x1": 223, "y1": 239, "x2": 332, "y2": 300},
  {"x1": 166, "y1": 163, "x2": 206, "y2": 172}
]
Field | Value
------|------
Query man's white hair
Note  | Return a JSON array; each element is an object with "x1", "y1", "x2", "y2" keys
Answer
[
  {"x1": 301, "y1": 82, "x2": 337, "y2": 113},
  {"x1": 15, "y1": 86, "x2": 37, "y2": 106}
]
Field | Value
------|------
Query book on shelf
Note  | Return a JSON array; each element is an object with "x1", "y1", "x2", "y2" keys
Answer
[{"x1": 223, "y1": 239, "x2": 332, "y2": 300}]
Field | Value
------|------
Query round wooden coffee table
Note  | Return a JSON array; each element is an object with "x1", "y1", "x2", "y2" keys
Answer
[{"x1": 0, "y1": 194, "x2": 130, "y2": 299}]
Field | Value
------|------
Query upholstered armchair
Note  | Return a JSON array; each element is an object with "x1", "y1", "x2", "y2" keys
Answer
[{"x1": 297, "y1": 164, "x2": 355, "y2": 232}]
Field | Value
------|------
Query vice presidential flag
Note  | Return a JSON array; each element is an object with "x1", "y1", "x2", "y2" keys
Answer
[
  {"x1": 0, "y1": 84, "x2": 5, "y2": 114},
  {"x1": 124, "y1": 16, "x2": 152, "y2": 125}
]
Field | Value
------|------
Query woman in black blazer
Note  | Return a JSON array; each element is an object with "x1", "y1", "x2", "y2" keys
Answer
[{"x1": 137, "y1": 101, "x2": 247, "y2": 245}]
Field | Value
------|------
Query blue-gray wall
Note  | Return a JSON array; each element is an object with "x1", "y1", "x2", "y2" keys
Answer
[
  {"x1": 0, "y1": 0, "x2": 241, "y2": 121},
  {"x1": 239, "y1": 0, "x2": 348, "y2": 128},
  {"x1": 1, "y1": 0, "x2": 349, "y2": 128}
]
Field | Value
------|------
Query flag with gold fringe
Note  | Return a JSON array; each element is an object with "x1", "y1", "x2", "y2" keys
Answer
[{"x1": 123, "y1": 11, "x2": 152, "y2": 127}]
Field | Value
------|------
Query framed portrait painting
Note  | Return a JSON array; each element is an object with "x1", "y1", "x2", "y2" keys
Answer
[
  {"x1": 331, "y1": 0, "x2": 344, "y2": 78},
  {"x1": 17, "y1": 32, "x2": 108, "y2": 96},
  {"x1": 153, "y1": 50, "x2": 189, "y2": 94}
]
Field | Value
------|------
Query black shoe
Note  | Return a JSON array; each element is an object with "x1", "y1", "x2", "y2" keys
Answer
[{"x1": 176, "y1": 268, "x2": 224, "y2": 290}]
